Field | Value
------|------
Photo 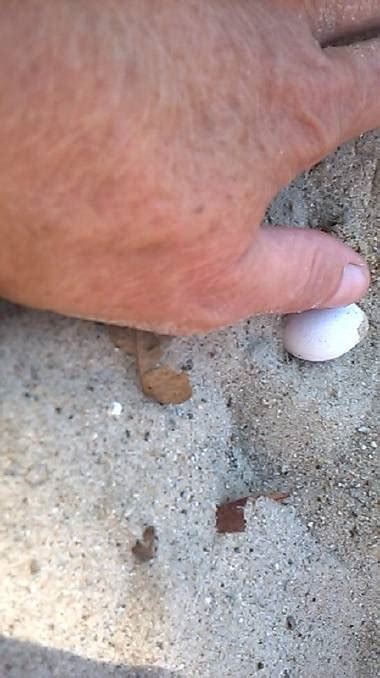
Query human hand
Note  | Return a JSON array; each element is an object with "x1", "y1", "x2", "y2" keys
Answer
[{"x1": 0, "y1": 1, "x2": 379, "y2": 333}]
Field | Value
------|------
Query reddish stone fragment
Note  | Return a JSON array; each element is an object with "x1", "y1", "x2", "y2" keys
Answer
[{"x1": 216, "y1": 492, "x2": 290, "y2": 534}]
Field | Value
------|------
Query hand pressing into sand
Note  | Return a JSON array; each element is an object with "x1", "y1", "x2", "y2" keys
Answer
[{"x1": 0, "y1": 1, "x2": 379, "y2": 334}]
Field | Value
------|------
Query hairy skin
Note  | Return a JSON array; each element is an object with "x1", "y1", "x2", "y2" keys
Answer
[{"x1": 0, "y1": 0, "x2": 379, "y2": 333}]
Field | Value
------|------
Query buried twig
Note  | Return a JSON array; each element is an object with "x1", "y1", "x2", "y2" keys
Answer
[{"x1": 109, "y1": 327, "x2": 192, "y2": 405}]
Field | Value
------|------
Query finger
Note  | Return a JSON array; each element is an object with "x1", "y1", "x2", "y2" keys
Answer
[
  {"x1": 304, "y1": 0, "x2": 380, "y2": 45},
  {"x1": 188, "y1": 227, "x2": 369, "y2": 330},
  {"x1": 324, "y1": 38, "x2": 380, "y2": 142}
]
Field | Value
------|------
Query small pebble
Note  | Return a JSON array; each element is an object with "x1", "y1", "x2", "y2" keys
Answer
[
  {"x1": 25, "y1": 463, "x2": 49, "y2": 487},
  {"x1": 4, "y1": 459, "x2": 20, "y2": 476},
  {"x1": 29, "y1": 559, "x2": 40, "y2": 574},
  {"x1": 109, "y1": 401, "x2": 123, "y2": 417},
  {"x1": 357, "y1": 426, "x2": 370, "y2": 434}
]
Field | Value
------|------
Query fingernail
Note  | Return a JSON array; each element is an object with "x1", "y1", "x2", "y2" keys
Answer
[{"x1": 326, "y1": 263, "x2": 369, "y2": 308}]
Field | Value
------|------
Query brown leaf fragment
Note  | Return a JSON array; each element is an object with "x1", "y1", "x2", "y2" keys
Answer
[
  {"x1": 135, "y1": 330, "x2": 192, "y2": 405},
  {"x1": 108, "y1": 327, "x2": 192, "y2": 404},
  {"x1": 135, "y1": 331, "x2": 164, "y2": 370},
  {"x1": 108, "y1": 326, "x2": 137, "y2": 355},
  {"x1": 216, "y1": 492, "x2": 290, "y2": 534},
  {"x1": 140, "y1": 366, "x2": 193, "y2": 405},
  {"x1": 132, "y1": 526, "x2": 157, "y2": 563}
]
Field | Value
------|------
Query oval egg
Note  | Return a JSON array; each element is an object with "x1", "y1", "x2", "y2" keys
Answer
[{"x1": 283, "y1": 304, "x2": 369, "y2": 362}]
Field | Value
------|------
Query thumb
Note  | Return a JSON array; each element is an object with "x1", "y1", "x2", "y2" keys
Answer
[{"x1": 201, "y1": 226, "x2": 370, "y2": 327}]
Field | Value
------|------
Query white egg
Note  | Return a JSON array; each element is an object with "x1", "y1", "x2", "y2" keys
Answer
[{"x1": 283, "y1": 304, "x2": 369, "y2": 362}]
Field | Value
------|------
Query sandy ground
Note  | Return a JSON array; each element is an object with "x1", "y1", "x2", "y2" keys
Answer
[{"x1": 0, "y1": 133, "x2": 379, "y2": 677}]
